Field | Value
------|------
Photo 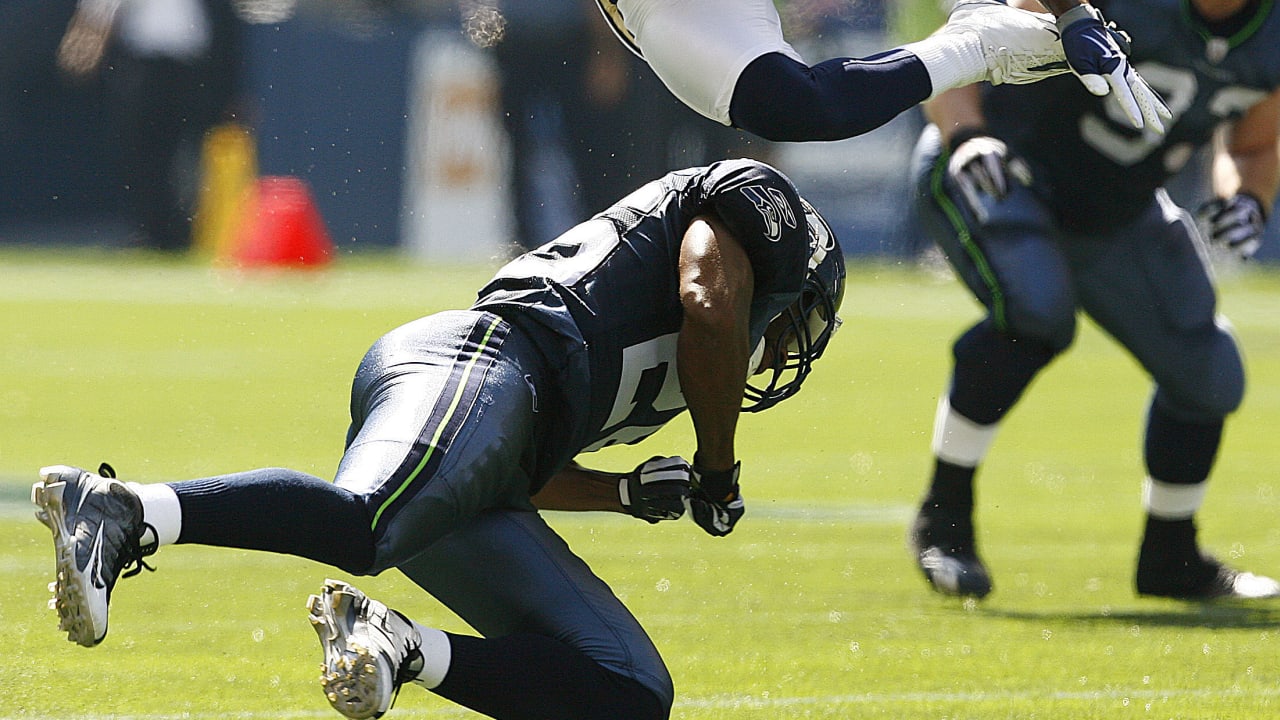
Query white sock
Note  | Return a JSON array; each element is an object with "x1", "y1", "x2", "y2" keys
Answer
[
  {"x1": 127, "y1": 482, "x2": 182, "y2": 547},
  {"x1": 1142, "y1": 477, "x2": 1207, "y2": 520},
  {"x1": 900, "y1": 33, "x2": 987, "y2": 100},
  {"x1": 408, "y1": 623, "x2": 451, "y2": 690},
  {"x1": 931, "y1": 395, "x2": 999, "y2": 467}
]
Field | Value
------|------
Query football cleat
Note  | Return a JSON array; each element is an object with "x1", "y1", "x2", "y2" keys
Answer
[
  {"x1": 940, "y1": 0, "x2": 1072, "y2": 86},
  {"x1": 31, "y1": 463, "x2": 155, "y2": 647},
  {"x1": 908, "y1": 509, "x2": 993, "y2": 599},
  {"x1": 1136, "y1": 552, "x2": 1280, "y2": 601},
  {"x1": 308, "y1": 580, "x2": 424, "y2": 720}
]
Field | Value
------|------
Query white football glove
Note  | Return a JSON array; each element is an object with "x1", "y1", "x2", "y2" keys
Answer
[
  {"x1": 947, "y1": 132, "x2": 1033, "y2": 224},
  {"x1": 938, "y1": 0, "x2": 1072, "y2": 86},
  {"x1": 1056, "y1": 4, "x2": 1171, "y2": 134},
  {"x1": 1198, "y1": 193, "x2": 1269, "y2": 260},
  {"x1": 619, "y1": 455, "x2": 691, "y2": 523}
]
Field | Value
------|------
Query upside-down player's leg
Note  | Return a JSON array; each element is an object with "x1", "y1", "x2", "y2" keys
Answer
[{"x1": 602, "y1": 0, "x2": 1081, "y2": 142}]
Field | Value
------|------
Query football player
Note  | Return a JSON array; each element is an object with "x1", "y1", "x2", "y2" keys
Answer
[
  {"x1": 32, "y1": 158, "x2": 846, "y2": 720},
  {"x1": 594, "y1": 0, "x2": 1171, "y2": 142},
  {"x1": 907, "y1": 0, "x2": 1280, "y2": 600}
]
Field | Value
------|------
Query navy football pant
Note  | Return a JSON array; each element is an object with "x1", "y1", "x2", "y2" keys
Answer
[
  {"x1": 171, "y1": 310, "x2": 673, "y2": 714},
  {"x1": 911, "y1": 126, "x2": 1243, "y2": 484}
]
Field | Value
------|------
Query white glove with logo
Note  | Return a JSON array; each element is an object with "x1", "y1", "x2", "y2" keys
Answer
[
  {"x1": 1198, "y1": 193, "x2": 1268, "y2": 260},
  {"x1": 947, "y1": 132, "x2": 1033, "y2": 224},
  {"x1": 620, "y1": 455, "x2": 691, "y2": 523},
  {"x1": 1057, "y1": 4, "x2": 1171, "y2": 133}
]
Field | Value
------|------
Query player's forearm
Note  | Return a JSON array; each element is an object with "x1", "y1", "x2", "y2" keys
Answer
[
  {"x1": 1218, "y1": 97, "x2": 1280, "y2": 204},
  {"x1": 1222, "y1": 150, "x2": 1280, "y2": 209},
  {"x1": 677, "y1": 215, "x2": 752, "y2": 472},
  {"x1": 677, "y1": 314, "x2": 747, "y2": 472},
  {"x1": 531, "y1": 462, "x2": 626, "y2": 513},
  {"x1": 925, "y1": 84, "x2": 987, "y2": 145}
]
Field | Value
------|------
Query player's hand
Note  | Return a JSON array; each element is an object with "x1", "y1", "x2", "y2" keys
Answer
[
  {"x1": 1056, "y1": 4, "x2": 1171, "y2": 133},
  {"x1": 687, "y1": 461, "x2": 745, "y2": 537},
  {"x1": 947, "y1": 132, "x2": 1032, "y2": 224},
  {"x1": 1198, "y1": 193, "x2": 1268, "y2": 260},
  {"x1": 619, "y1": 456, "x2": 691, "y2": 523},
  {"x1": 937, "y1": 0, "x2": 1071, "y2": 87}
]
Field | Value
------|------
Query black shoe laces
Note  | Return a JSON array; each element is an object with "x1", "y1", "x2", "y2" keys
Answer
[
  {"x1": 97, "y1": 462, "x2": 158, "y2": 579},
  {"x1": 389, "y1": 609, "x2": 425, "y2": 709}
]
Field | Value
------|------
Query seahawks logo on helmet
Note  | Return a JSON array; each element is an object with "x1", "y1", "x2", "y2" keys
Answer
[{"x1": 743, "y1": 199, "x2": 846, "y2": 412}]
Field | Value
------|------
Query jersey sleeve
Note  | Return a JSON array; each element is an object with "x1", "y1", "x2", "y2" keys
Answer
[{"x1": 698, "y1": 159, "x2": 812, "y2": 322}]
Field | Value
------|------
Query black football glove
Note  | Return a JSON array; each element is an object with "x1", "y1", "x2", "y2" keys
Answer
[
  {"x1": 947, "y1": 131, "x2": 1032, "y2": 224},
  {"x1": 687, "y1": 461, "x2": 745, "y2": 537},
  {"x1": 619, "y1": 455, "x2": 691, "y2": 523},
  {"x1": 1198, "y1": 192, "x2": 1268, "y2": 260},
  {"x1": 1057, "y1": 4, "x2": 1170, "y2": 133}
]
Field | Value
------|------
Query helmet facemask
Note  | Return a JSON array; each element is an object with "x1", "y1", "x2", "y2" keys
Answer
[{"x1": 742, "y1": 200, "x2": 845, "y2": 412}]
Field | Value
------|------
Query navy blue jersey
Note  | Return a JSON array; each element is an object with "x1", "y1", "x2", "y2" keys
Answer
[
  {"x1": 472, "y1": 159, "x2": 811, "y2": 469},
  {"x1": 983, "y1": 0, "x2": 1280, "y2": 231}
]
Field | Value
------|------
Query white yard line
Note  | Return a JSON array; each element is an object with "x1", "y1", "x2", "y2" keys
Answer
[{"x1": 10, "y1": 685, "x2": 1280, "y2": 719}]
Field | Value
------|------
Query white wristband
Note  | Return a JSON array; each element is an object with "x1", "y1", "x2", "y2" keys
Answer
[{"x1": 902, "y1": 34, "x2": 988, "y2": 100}]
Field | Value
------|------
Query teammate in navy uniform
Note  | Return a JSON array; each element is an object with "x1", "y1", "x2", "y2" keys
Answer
[
  {"x1": 907, "y1": 0, "x2": 1280, "y2": 600},
  {"x1": 31, "y1": 159, "x2": 846, "y2": 720},
  {"x1": 594, "y1": 0, "x2": 1171, "y2": 142}
]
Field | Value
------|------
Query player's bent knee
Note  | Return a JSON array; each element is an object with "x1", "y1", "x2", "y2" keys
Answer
[
  {"x1": 1157, "y1": 330, "x2": 1245, "y2": 419},
  {"x1": 607, "y1": 669, "x2": 672, "y2": 720},
  {"x1": 1003, "y1": 306, "x2": 1075, "y2": 354},
  {"x1": 1195, "y1": 335, "x2": 1246, "y2": 417}
]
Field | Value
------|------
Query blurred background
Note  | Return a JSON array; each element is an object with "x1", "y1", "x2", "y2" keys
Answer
[{"x1": 2, "y1": 0, "x2": 1277, "y2": 265}]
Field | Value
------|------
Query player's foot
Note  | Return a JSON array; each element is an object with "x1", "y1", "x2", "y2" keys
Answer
[
  {"x1": 942, "y1": 0, "x2": 1070, "y2": 85},
  {"x1": 308, "y1": 580, "x2": 424, "y2": 719},
  {"x1": 909, "y1": 508, "x2": 993, "y2": 599},
  {"x1": 31, "y1": 463, "x2": 154, "y2": 647},
  {"x1": 1136, "y1": 551, "x2": 1280, "y2": 600}
]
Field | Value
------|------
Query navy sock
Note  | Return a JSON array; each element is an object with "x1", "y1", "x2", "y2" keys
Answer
[
  {"x1": 1144, "y1": 397, "x2": 1222, "y2": 485},
  {"x1": 923, "y1": 460, "x2": 976, "y2": 516},
  {"x1": 730, "y1": 50, "x2": 930, "y2": 142},
  {"x1": 170, "y1": 468, "x2": 376, "y2": 574}
]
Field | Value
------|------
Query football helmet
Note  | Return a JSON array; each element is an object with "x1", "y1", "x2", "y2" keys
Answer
[{"x1": 743, "y1": 199, "x2": 846, "y2": 412}]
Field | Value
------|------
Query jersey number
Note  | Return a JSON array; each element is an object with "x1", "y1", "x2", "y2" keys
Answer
[
  {"x1": 1080, "y1": 62, "x2": 1267, "y2": 170},
  {"x1": 585, "y1": 333, "x2": 686, "y2": 452}
]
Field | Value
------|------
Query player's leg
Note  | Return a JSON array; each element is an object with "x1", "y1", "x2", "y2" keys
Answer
[
  {"x1": 620, "y1": 0, "x2": 938, "y2": 141},
  {"x1": 304, "y1": 510, "x2": 670, "y2": 720},
  {"x1": 730, "y1": 51, "x2": 932, "y2": 142},
  {"x1": 392, "y1": 509, "x2": 672, "y2": 720},
  {"x1": 615, "y1": 0, "x2": 1072, "y2": 142},
  {"x1": 31, "y1": 311, "x2": 539, "y2": 647},
  {"x1": 1073, "y1": 192, "x2": 1278, "y2": 599},
  {"x1": 158, "y1": 309, "x2": 537, "y2": 577},
  {"x1": 31, "y1": 460, "x2": 375, "y2": 648},
  {"x1": 614, "y1": 0, "x2": 804, "y2": 128},
  {"x1": 907, "y1": 126, "x2": 1073, "y2": 598}
]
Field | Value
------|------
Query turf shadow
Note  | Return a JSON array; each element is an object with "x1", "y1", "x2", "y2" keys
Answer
[{"x1": 979, "y1": 603, "x2": 1280, "y2": 630}]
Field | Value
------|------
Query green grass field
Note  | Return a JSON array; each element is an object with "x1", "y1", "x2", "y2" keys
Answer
[{"x1": 4, "y1": 248, "x2": 1280, "y2": 719}]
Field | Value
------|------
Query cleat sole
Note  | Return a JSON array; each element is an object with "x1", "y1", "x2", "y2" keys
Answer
[
  {"x1": 309, "y1": 582, "x2": 389, "y2": 720},
  {"x1": 31, "y1": 474, "x2": 103, "y2": 648}
]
